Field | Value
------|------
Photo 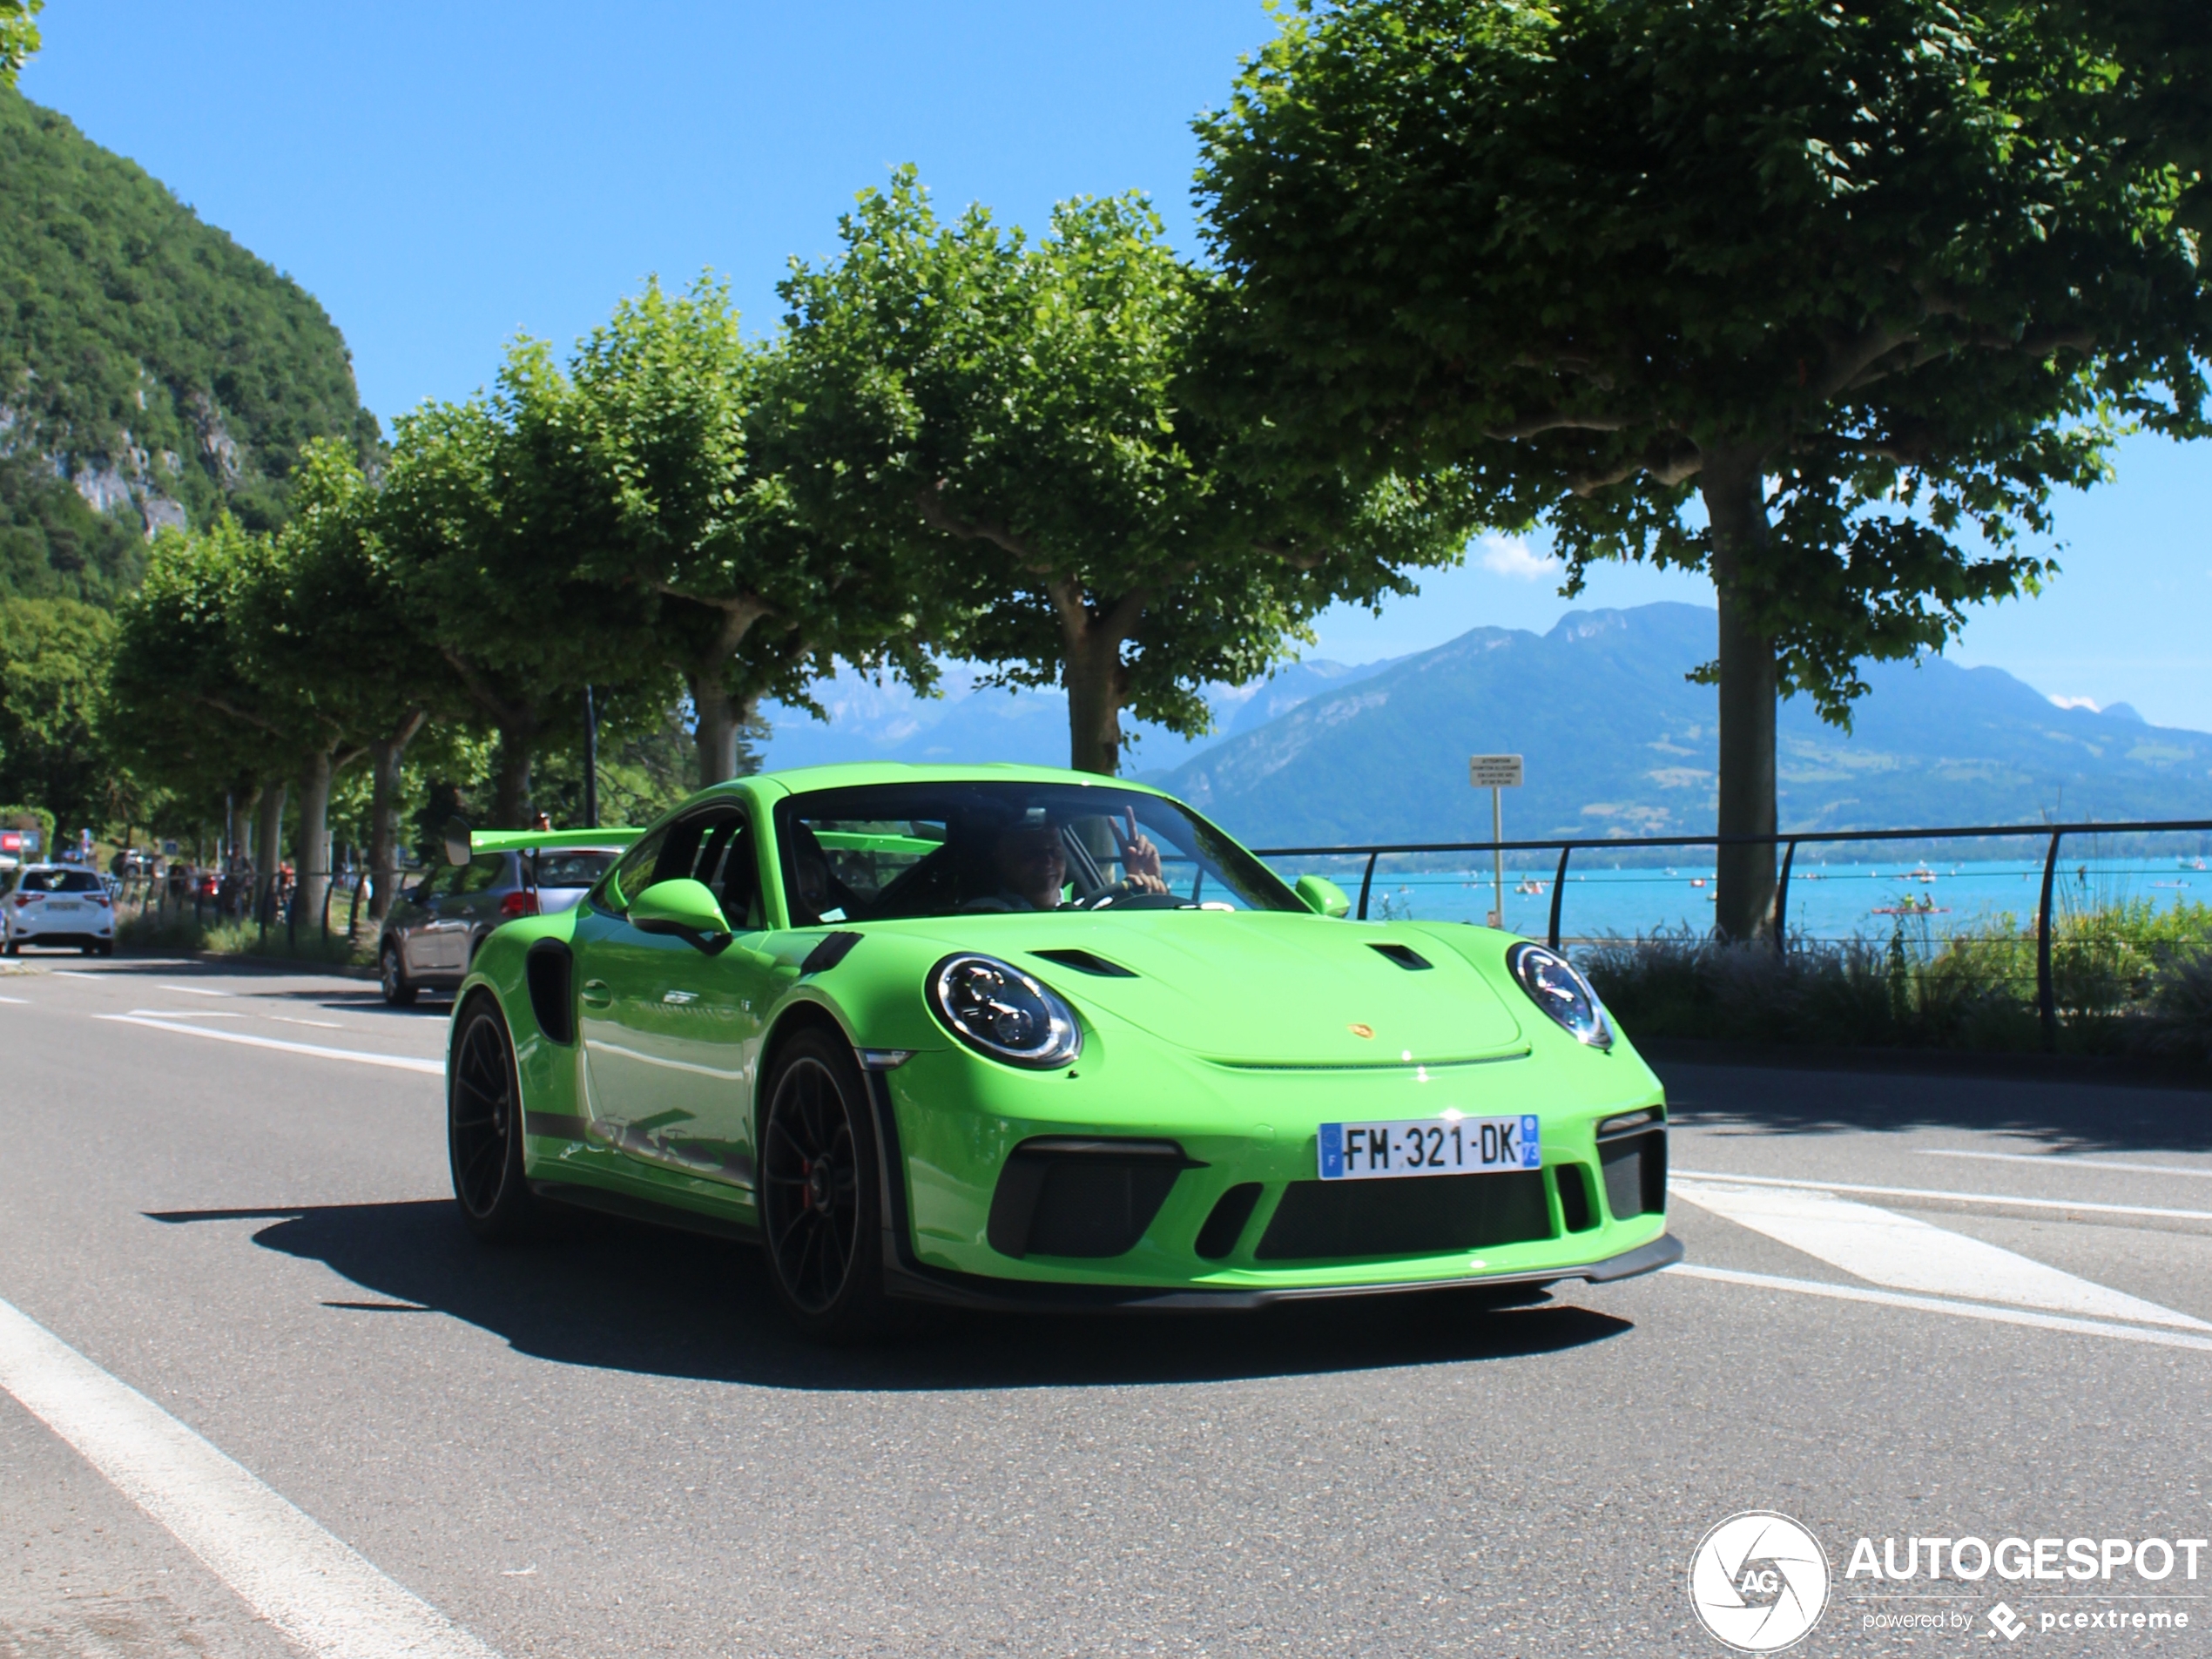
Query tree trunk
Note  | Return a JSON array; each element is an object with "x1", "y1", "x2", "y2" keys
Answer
[
  {"x1": 366, "y1": 711, "x2": 426, "y2": 923},
  {"x1": 295, "y1": 748, "x2": 335, "y2": 926},
  {"x1": 493, "y1": 732, "x2": 533, "y2": 828},
  {"x1": 1062, "y1": 630, "x2": 1129, "y2": 776},
  {"x1": 254, "y1": 781, "x2": 287, "y2": 923},
  {"x1": 691, "y1": 678, "x2": 752, "y2": 787},
  {"x1": 1703, "y1": 447, "x2": 1779, "y2": 943}
]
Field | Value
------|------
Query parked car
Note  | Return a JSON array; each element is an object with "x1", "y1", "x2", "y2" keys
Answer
[
  {"x1": 445, "y1": 764, "x2": 1676, "y2": 1342},
  {"x1": 4, "y1": 864, "x2": 117, "y2": 955},
  {"x1": 380, "y1": 827, "x2": 638, "y2": 1006}
]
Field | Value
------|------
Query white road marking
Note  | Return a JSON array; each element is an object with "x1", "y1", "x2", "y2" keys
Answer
[
  {"x1": 1671, "y1": 1167, "x2": 2212, "y2": 1224},
  {"x1": 267, "y1": 1015, "x2": 343, "y2": 1029},
  {"x1": 49, "y1": 969, "x2": 111, "y2": 978},
  {"x1": 128, "y1": 1008, "x2": 245, "y2": 1020},
  {"x1": 158, "y1": 984, "x2": 235, "y2": 997},
  {"x1": 1666, "y1": 1264, "x2": 2212, "y2": 1356},
  {"x1": 96, "y1": 1015, "x2": 442, "y2": 1076},
  {"x1": 0, "y1": 1294, "x2": 500, "y2": 1659},
  {"x1": 1672, "y1": 1179, "x2": 2208, "y2": 1330},
  {"x1": 1923, "y1": 1148, "x2": 2212, "y2": 1180},
  {"x1": 0, "y1": 993, "x2": 27, "y2": 1004}
]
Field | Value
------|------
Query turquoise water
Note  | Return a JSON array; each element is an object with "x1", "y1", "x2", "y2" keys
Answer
[{"x1": 1258, "y1": 853, "x2": 2212, "y2": 943}]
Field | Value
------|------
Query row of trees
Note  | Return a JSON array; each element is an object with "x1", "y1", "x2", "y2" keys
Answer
[
  {"x1": 71, "y1": 0, "x2": 2212, "y2": 942},
  {"x1": 102, "y1": 189, "x2": 1474, "y2": 920}
]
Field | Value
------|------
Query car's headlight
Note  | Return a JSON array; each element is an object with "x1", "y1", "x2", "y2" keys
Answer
[
  {"x1": 927, "y1": 954, "x2": 1082, "y2": 1069},
  {"x1": 1505, "y1": 941, "x2": 1612, "y2": 1050}
]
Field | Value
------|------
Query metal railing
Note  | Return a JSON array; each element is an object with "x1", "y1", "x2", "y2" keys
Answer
[{"x1": 1254, "y1": 818, "x2": 2212, "y2": 1050}]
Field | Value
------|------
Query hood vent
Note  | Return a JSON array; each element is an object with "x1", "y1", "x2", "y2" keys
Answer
[
  {"x1": 1369, "y1": 942, "x2": 1433, "y2": 971},
  {"x1": 1030, "y1": 948, "x2": 1136, "y2": 979}
]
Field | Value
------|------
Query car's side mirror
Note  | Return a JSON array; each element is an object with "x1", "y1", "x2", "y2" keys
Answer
[
  {"x1": 1294, "y1": 873, "x2": 1352, "y2": 920},
  {"x1": 442, "y1": 815, "x2": 474, "y2": 869},
  {"x1": 627, "y1": 878, "x2": 733, "y2": 954}
]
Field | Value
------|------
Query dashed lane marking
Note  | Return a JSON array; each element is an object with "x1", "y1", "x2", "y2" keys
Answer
[
  {"x1": 1665, "y1": 1263, "x2": 2212, "y2": 1356},
  {"x1": 95, "y1": 1015, "x2": 443, "y2": 1076},
  {"x1": 0, "y1": 1294, "x2": 501, "y2": 1659},
  {"x1": 1670, "y1": 1167, "x2": 2212, "y2": 1225},
  {"x1": 1671, "y1": 1179, "x2": 2209, "y2": 1329},
  {"x1": 158, "y1": 984, "x2": 236, "y2": 997}
]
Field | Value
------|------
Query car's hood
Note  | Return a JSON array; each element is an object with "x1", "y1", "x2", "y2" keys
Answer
[{"x1": 880, "y1": 910, "x2": 1526, "y2": 1066}]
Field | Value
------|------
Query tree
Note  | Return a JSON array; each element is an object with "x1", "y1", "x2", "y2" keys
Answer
[
  {"x1": 105, "y1": 523, "x2": 299, "y2": 908},
  {"x1": 376, "y1": 366, "x2": 671, "y2": 825},
  {"x1": 0, "y1": 1, "x2": 39, "y2": 87},
  {"x1": 778, "y1": 171, "x2": 1476, "y2": 775},
  {"x1": 1197, "y1": 0, "x2": 2210, "y2": 937},
  {"x1": 0, "y1": 595, "x2": 112, "y2": 833},
  {"x1": 562, "y1": 277, "x2": 934, "y2": 785}
]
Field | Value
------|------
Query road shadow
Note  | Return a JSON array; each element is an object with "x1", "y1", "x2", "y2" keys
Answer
[
  {"x1": 1656, "y1": 1059, "x2": 2212, "y2": 1153},
  {"x1": 145, "y1": 1199, "x2": 1633, "y2": 1392}
]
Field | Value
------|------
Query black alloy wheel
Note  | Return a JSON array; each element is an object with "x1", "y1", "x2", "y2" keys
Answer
[
  {"x1": 381, "y1": 941, "x2": 417, "y2": 1007},
  {"x1": 448, "y1": 999, "x2": 537, "y2": 1240},
  {"x1": 759, "y1": 1030, "x2": 887, "y2": 1342}
]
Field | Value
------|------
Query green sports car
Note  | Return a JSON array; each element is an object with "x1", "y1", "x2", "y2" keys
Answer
[{"x1": 448, "y1": 763, "x2": 1679, "y2": 1339}]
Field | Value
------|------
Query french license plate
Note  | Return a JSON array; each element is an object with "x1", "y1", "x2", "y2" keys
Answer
[
  {"x1": 45, "y1": 900, "x2": 82, "y2": 913},
  {"x1": 1318, "y1": 1115, "x2": 1540, "y2": 1181}
]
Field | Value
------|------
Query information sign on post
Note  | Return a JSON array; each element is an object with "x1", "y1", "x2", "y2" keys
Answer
[{"x1": 1468, "y1": 755, "x2": 1524, "y2": 927}]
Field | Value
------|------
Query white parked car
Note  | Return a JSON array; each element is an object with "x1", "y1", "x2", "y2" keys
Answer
[{"x1": 4, "y1": 865, "x2": 116, "y2": 955}]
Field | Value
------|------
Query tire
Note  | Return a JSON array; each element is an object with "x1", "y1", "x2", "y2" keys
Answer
[
  {"x1": 79, "y1": 942, "x2": 97, "y2": 957},
  {"x1": 380, "y1": 941, "x2": 418, "y2": 1007},
  {"x1": 448, "y1": 998, "x2": 540, "y2": 1241},
  {"x1": 98, "y1": 941, "x2": 114, "y2": 957},
  {"x1": 759, "y1": 1028, "x2": 889, "y2": 1344}
]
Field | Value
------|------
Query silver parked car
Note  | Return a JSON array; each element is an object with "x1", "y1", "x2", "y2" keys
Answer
[{"x1": 379, "y1": 828, "x2": 636, "y2": 1006}]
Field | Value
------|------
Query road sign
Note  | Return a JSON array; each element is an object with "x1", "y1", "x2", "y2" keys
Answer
[{"x1": 1468, "y1": 756, "x2": 1524, "y2": 928}]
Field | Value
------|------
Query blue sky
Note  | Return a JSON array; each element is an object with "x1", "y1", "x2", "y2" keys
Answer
[{"x1": 24, "y1": 2, "x2": 2212, "y2": 726}]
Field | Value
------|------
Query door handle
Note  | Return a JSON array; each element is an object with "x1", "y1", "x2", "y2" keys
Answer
[{"x1": 579, "y1": 979, "x2": 612, "y2": 1008}]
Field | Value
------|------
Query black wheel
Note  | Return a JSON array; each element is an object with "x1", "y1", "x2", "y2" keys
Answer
[
  {"x1": 98, "y1": 941, "x2": 114, "y2": 957},
  {"x1": 759, "y1": 1029, "x2": 887, "y2": 1343},
  {"x1": 381, "y1": 941, "x2": 418, "y2": 1006},
  {"x1": 80, "y1": 942, "x2": 97, "y2": 956},
  {"x1": 448, "y1": 999, "x2": 538, "y2": 1240}
]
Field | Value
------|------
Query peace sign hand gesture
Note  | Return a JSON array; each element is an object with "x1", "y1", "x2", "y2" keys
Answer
[{"x1": 1111, "y1": 807, "x2": 1169, "y2": 894}]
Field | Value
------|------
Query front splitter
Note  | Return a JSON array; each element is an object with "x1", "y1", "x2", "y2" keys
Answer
[{"x1": 880, "y1": 1231, "x2": 1684, "y2": 1312}]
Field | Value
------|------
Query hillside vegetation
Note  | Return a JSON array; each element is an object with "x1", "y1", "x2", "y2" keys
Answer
[{"x1": 0, "y1": 86, "x2": 375, "y2": 602}]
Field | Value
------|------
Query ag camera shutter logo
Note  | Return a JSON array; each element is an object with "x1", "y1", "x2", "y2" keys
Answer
[{"x1": 1689, "y1": 1512, "x2": 1831, "y2": 1652}]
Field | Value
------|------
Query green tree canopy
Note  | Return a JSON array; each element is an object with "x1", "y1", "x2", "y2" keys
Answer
[
  {"x1": 0, "y1": 593, "x2": 110, "y2": 833},
  {"x1": 779, "y1": 170, "x2": 1476, "y2": 775},
  {"x1": 375, "y1": 357, "x2": 673, "y2": 826},
  {"x1": 0, "y1": 2, "x2": 39, "y2": 87},
  {"x1": 1197, "y1": 0, "x2": 2211, "y2": 936},
  {"x1": 562, "y1": 277, "x2": 934, "y2": 785}
]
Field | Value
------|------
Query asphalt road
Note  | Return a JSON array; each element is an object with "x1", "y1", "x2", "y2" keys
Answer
[{"x1": 3, "y1": 954, "x2": 2210, "y2": 1658}]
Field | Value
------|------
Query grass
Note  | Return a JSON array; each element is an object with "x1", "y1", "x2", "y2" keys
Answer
[
  {"x1": 116, "y1": 900, "x2": 377, "y2": 969},
  {"x1": 1580, "y1": 900, "x2": 2212, "y2": 1062}
]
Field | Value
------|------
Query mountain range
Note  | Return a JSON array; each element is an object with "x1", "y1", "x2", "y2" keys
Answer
[{"x1": 759, "y1": 603, "x2": 2212, "y2": 847}]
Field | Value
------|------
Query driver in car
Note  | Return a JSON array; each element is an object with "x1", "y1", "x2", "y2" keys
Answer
[{"x1": 979, "y1": 808, "x2": 1170, "y2": 911}]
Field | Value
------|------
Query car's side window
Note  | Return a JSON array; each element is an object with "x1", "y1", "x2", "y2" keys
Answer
[
  {"x1": 410, "y1": 865, "x2": 451, "y2": 902},
  {"x1": 699, "y1": 815, "x2": 764, "y2": 931},
  {"x1": 454, "y1": 853, "x2": 505, "y2": 895},
  {"x1": 603, "y1": 826, "x2": 669, "y2": 913}
]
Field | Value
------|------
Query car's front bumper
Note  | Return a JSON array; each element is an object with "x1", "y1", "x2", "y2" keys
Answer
[{"x1": 867, "y1": 1033, "x2": 1676, "y2": 1303}]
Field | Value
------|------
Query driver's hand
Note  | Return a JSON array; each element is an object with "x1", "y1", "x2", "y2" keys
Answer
[{"x1": 1114, "y1": 807, "x2": 1166, "y2": 888}]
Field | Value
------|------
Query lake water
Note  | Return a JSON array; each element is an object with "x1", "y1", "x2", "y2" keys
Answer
[{"x1": 1256, "y1": 853, "x2": 2212, "y2": 943}]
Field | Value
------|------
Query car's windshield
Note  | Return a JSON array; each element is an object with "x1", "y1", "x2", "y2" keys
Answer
[
  {"x1": 17, "y1": 868, "x2": 101, "y2": 894},
  {"x1": 774, "y1": 783, "x2": 1300, "y2": 923},
  {"x1": 533, "y1": 850, "x2": 618, "y2": 888}
]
